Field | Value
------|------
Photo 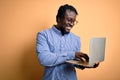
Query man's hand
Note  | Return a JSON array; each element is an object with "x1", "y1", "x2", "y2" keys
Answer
[
  {"x1": 74, "y1": 52, "x2": 99, "y2": 69},
  {"x1": 74, "y1": 64, "x2": 85, "y2": 70},
  {"x1": 75, "y1": 52, "x2": 89, "y2": 62},
  {"x1": 93, "y1": 62, "x2": 99, "y2": 68},
  {"x1": 86, "y1": 62, "x2": 100, "y2": 68},
  {"x1": 75, "y1": 62, "x2": 100, "y2": 70}
]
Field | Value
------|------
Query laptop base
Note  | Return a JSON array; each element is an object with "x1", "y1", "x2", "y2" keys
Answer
[{"x1": 65, "y1": 60, "x2": 93, "y2": 68}]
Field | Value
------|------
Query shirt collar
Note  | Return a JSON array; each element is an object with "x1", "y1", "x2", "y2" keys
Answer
[
  {"x1": 52, "y1": 25, "x2": 62, "y2": 36},
  {"x1": 52, "y1": 25, "x2": 71, "y2": 36}
]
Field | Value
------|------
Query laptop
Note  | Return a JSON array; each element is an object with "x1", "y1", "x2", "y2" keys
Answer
[{"x1": 65, "y1": 37, "x2": 106, "y2": 67}]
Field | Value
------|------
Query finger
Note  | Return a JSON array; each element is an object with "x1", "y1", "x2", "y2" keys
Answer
[
  {"x1": 82, "y1": 54, "x2": 89, "y2": 62},
  {"x1": 93, "y1": 63, "x2": 99, "y2": 68},
  {"x1": 75, "y1": 58, "x2": 84, "y2": 62},
  {"x1": 84, "y1": 54, "x2": 89, "y2": 61},
  {"x1": 74, "y1": 65, "x2": 85, "y2": 70}
]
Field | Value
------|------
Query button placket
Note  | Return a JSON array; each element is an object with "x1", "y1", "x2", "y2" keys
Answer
[{"x1": 60, "y1": 36, "x2": 65, "y2": 52}]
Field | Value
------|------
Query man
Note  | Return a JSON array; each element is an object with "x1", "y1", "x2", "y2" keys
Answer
[{"x1": 36, "y1": 4, "x2": 99, "y2": 80}]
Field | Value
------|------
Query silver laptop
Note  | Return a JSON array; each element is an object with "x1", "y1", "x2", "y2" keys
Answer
[{"x1": 66, "y1": 37, "x2": 106, "y2": 67}]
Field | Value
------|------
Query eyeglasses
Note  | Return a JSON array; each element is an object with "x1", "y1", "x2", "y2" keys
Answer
[{"x1": 64, "y1": 17, "x2": 78, "y2": 25}]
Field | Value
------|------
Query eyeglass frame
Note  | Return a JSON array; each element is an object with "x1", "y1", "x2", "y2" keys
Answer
[{"x1": 63, "y1": 17, "x2": 78, "y2": 25}]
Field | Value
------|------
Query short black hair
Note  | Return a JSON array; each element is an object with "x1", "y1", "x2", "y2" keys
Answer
[{"x1": 56, "y1": 4, "x2": 78, "y2": 22}]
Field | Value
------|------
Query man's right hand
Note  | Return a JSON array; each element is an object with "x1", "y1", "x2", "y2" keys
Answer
[{"x1": 75, "y1": 52, "x2": 89, "y2": 62}]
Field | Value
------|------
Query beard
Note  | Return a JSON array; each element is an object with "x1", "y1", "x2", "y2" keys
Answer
[{"x1": 60, "y1": 26, "x2": 70, "y2": 35}]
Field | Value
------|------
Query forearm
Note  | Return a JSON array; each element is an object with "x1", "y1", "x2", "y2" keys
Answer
[{"x1": 37, "y1": 51, "x2": 75, "y2": 67}]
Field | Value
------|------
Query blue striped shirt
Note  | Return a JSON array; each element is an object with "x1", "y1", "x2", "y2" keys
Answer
[{"x1": 36, "y1": 25, "x2": 81, "y2": 80}]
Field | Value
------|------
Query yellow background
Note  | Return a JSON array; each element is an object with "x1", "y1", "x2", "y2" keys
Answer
[{"x1": 0, "y1": 0, "x2": 120, "y2": 80}]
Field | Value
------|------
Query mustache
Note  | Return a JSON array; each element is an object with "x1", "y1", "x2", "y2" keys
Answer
[
  {"x1": 60, "y1": 24, "x2": 73, "y2": 30},
  {"x1": 65, "y1": 23, "x2": 73, "y2": 28}
]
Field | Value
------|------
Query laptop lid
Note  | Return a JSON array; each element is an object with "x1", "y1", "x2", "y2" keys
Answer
[{"x1": 89, "y1": 37, "x2": 106, "y2": 66}]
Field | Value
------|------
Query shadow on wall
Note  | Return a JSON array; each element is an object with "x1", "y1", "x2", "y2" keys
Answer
[{"x1": 21, "y1": 42, "x2": 44, "y2": 80}]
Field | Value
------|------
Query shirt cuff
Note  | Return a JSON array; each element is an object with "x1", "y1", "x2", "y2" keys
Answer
[{"x1": 67, "y1": 52, "x2": 75, "y2": 60}]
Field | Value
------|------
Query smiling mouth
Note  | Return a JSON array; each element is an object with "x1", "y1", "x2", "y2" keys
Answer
[{"x1": 65, "y1": 26, "x2": 72, "y2": 32}]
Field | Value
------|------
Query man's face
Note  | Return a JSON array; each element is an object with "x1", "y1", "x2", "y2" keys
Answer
[{"x1": 60, "y1": 9, "x2": 77, "y2": 34}]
